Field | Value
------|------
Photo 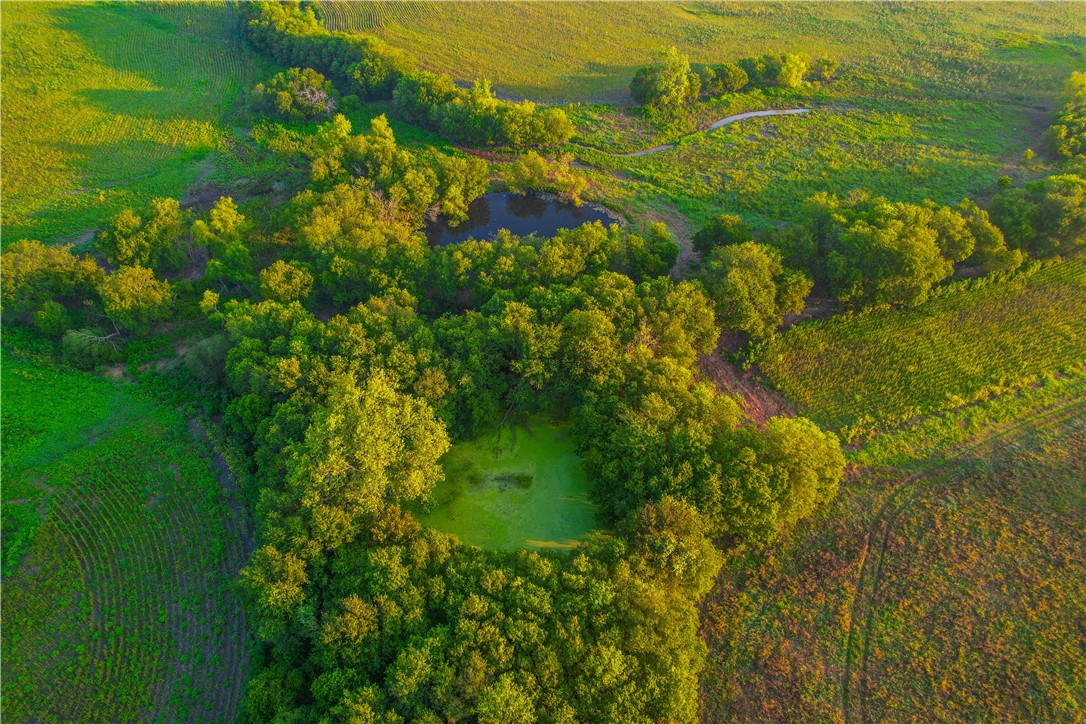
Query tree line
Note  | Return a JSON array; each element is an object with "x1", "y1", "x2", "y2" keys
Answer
[
  {"x1": 242, "y1": 1, "x2": 573, "y2": 149},
  {"x1": 685, "y1": 170, "x2": 1085, "y2": 345},
  {"x1": 631, "y1": 46, "x2": 838, "y2": 111}
]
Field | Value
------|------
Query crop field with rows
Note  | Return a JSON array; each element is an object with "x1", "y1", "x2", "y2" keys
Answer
[
  {"x1": 757, "y1": 259, "x2": 1086, "y2": 440},
  {"x1": 701, "y1": 375, "x2": 1086, "y2": 721},
  {"x1": 0, "y1": 2, "x2": 272, "y2": 246},
  {"x1": 0, "y1": 350, "x2": 251, "y2": 721}
]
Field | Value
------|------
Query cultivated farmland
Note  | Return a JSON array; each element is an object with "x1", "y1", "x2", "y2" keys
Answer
[
  {"x1": 0, "y1": 350, "x2": 251, "y2": 721},
  {"x1": 701, "y1": 374, "x2": 1086, "y2": 721},
  {"x1": 758, "y1": 259, "x2": 1086, "y2": 439}
]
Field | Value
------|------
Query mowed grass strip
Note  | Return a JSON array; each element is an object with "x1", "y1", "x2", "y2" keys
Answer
[
  {"x1": 0, "y1": 352, "x2": 251, "y2": 721},
  {"x1": 758, "y1": 259, "x2": 1086, "y2": 438},
  {"x1": 0, "y1": 2, "x2": 271, "y2": 245}
]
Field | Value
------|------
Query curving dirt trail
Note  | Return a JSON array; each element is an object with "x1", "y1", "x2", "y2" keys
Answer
[{"x1": 611, "y1": 108, "x2": 810, "y2": 157}]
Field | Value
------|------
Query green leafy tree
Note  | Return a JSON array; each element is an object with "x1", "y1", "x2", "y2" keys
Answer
[
  {"x1": 720, "y1": 416, "x2": 845, "y2": 541},
  {"x1": 1045, "y1": 71, "x2": 1086, "y2": 159},
  {"x1": 809, "y1": 56, "x2": 840, "y2": 81},
  {"x1": 260, "y1": 260, "x2": 314, "y2": 303},
  {"x1": 629, "y1": 496, "x2": 723, "y2": 598},
  {"x1": 698, "y1": 242, "x2": 812, "y2": 339},
  {"x1": 692, "y1": 213, "x2": 754, "y2": 258},
  {"x1": 505, "y1": 152, "x2": 588, "y2": 206},
  {"x1": 1, "y1": 239, "x2": 102, "y2": 318},
  {"x1": 777, "y1": 53, "x2": 808, "y2": 88},
  {"x1": 704, "y1": 62, "x2": 748, "y2": 96},
  {"x1": 827, "y1": 218, "x2": 950, "y2": 306},
  {"x1": 630, "y1": 47, "x2": 700, "y2": 109},
  {"x1": 97, "y1": 197, "x2": 185, "y2": 270},
  {"x1": 239, "y1": 545, "x2": 309, "y2": 639},
  {"x1": 285, "y1": 371, "x2": 450, "y2": 551},
  {"x1": 97, "y1": 265, "x2": 173, "y2": 334},
  {"x1": 958, "y1": 199, "x2": 1024, "y2": 273},
  {"x1": 477, "y1": 674, "x2": 537, "y2": 724},
  {"x1": 434, "y1": 153, "x2": 490, "y2": 223},
  {"x1": 253, "y1": 67, "x2": 339, "y2": 122},
  {"x1": 33, "y1": 300, "x2": 70, "y2": 337}
]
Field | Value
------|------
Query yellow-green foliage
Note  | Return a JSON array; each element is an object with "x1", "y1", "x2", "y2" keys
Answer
[
  {"x1": 0, "y1": 350, "x2": 251, "y2": 720},
  {"x1": 759, "y1": 259, "x2": 1086, "y2": 439},
  {"x1": 1, "y1": 2, "x2": 271, "y2": 244},
  {"x1": 1046, "y1": 70, "x2": 1086, "y2": 159}
]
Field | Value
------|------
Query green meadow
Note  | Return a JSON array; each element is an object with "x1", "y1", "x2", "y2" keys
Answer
[
  {"x1": 325, "y1": 2, "x2": 1085, "y2": 103},
  {"x1": 319, "y1": 2, "x2": 1083, "y2": 231},
  {"x1": 416, "y1": 417, "x2": 599, "y2": 550},
  {"x1": 1, "y1": 2, "x2": 272, "y2": 245}
]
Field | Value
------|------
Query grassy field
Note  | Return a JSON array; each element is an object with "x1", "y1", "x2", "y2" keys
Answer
[
  {"x1": 0, "y1": 348, "x2": 252, "y2": 721},
  {"x1": 321, "y1": 2, "x2": 1082, "y2": 231},
  {"x1": 757, "y1": 259, "x2": 1086, "y2": 440},
  {"x1": 575, "y1": 95, "x2": 1049, "y2": 230},
  {"x1": 323, "y1": 2, "x2": 1085, "y2": 104},
  {"x1": 0, "y1": 2, "x2": 272, "y2": 246},
  {"x1": 700, "y1": 373, "x2": 1086, "y2": 721},
  {"x1": 416, "y1": 416, "x2": 599, "y2": 550}
]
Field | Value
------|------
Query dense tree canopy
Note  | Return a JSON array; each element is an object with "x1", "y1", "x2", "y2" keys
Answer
[
  {"x1": 97, "y1": 197, "x2": 185, "y2": 270},
  {"x1": 0, "y1": 240, "x2": 102, "y2": 319},
  {"x1": 699, "y1": 62, "x2": 749, "y2": 97},
  {"x1": 630, "y1": 47, "x2": 701, "y2": 109},
  {"x1": 253, "y1": 67, "x2": 339, "y2": 122},
  {"x1": 98, "y1": 265, "x2": 174, "y2": 334},
  {"x1": 698, "y1": 242, "x2": 813, "y2": 339}
]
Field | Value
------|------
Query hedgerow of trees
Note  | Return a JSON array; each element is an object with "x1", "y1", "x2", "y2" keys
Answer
[
  {"x1": 631, "y1": 48, "x2": 838, "y2": 110},
  {"x1": 242, "y1": 1, "x2": 573, "y2": 148}
]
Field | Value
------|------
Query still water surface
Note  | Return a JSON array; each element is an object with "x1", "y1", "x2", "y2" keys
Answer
[{"x1": 426, "y1": 192, "x2": 614, "y2": 246}]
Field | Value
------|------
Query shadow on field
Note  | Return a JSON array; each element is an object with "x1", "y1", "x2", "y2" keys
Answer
[{"x1": 78, "y1": 89, "x2": 181, "y2": 120}]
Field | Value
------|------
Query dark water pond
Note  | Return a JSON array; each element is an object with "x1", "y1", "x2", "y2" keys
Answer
[{"x1": 426, "y1": 192, "x2": 615, "y2": 246}]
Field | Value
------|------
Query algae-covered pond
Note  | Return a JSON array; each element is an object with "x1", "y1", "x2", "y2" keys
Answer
[{"x1": 416, "y1": 417, "x2": 599, "y2": 550}]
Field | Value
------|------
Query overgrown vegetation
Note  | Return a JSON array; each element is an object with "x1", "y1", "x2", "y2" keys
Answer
[
  {"x1": 1, "y1": 3, "x2": 273, "y2": 244},
  {"x1": 3, "y1": 3, "x2": 1084, "y2": 722},
  {"x1": 241, "y1": 1, "x2": 574, "y2": 149}
]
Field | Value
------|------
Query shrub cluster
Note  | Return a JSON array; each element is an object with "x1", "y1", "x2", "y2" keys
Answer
[
  {"x1": 1045, "y1": 71, "x2": 1086, "y2": 160},
  {"x1": 253, "y1": 67, "x2": 340, "y2": 122}
]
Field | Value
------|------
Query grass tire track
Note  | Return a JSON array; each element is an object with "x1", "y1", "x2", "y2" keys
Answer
[{"x1": 841, "y1": 394, "x2": 1086, "y2": 722}]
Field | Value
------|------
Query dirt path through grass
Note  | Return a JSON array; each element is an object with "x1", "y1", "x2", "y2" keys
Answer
[{"x1": 610, "y1": 108, "x2": 810, "y2": 157}]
